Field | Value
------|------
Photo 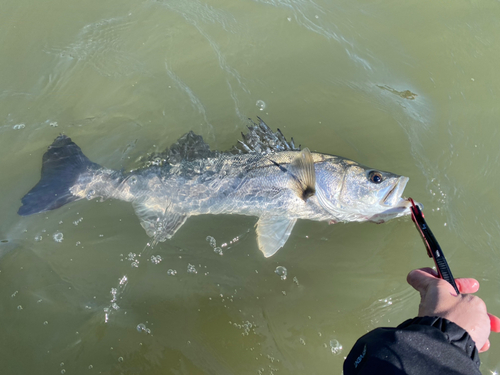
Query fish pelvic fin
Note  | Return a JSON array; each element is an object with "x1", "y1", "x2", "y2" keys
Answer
[
  {"x1": 288, "y1": 148, "x2": 316, "y2": 201},
  {"x1": 18, "y1": 135, "x2": 101, "y2": 216},
  {"x1": 132, "y1": 198, "x2": 188, "y2": 245},
  {"x1": 256, "y1": 216, "x2": 297, "y2": 257}
]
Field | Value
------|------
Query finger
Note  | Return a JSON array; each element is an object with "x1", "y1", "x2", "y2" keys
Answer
[
  {"x1": 417, "y1": 267, "x2": 439, "y2": 277},
  {"x1": 407, "y1": 268, "x2": 439, "y2": 293},
  {"x1": 455, "y1": 278, "x2": 480, "y2": 294},
  {"x1": 479, "y1": 339, "x2": 490, "y2": 353},
  {"x1": 488, "y1": 313, "x2": 500, "y2": 333}
]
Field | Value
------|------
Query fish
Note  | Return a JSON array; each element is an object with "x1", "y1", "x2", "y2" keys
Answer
[{"x1": 18, "y1": 119, "x2": 416, "y2": 257}]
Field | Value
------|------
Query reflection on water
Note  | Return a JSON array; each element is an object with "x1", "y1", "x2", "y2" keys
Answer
[{"x1": 1, "y1": 0, "x2": 500, "y2": 374}]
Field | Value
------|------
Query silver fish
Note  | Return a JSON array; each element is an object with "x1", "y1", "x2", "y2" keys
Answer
[{"x1": 18, "y1": 120, "x2": 416, "y2": 257}]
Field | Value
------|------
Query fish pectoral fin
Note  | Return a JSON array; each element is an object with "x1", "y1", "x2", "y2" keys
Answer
[
  {"x1": 289, "y1": 148, "x2": 316, "y2": 201},
  {"x1": 256, "y1": 216, "x2": 297, "y2": 257},
  {"x1": 132, "y1": 199, "x2": 188, "y2": 243}
]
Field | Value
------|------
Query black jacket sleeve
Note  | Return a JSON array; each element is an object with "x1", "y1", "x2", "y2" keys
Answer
[{"x1": 343, "y1": 316, "x2": 481, "y2": 375}]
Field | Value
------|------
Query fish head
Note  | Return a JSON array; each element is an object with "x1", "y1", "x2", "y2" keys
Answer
[{"x1": 316, "y1": 161, "x2": 416, "y2": 222}]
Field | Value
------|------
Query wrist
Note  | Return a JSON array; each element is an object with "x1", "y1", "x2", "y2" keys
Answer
[{"x1": 398, "y1": 316, "x2": 480, "y2": 366}]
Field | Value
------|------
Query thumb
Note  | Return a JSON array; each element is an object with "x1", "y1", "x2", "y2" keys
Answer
[{"x1": 407, "y1": 268, "x2": 439, "y2": 294}]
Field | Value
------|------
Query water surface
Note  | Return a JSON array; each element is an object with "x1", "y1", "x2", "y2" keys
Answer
[{"x1": 1, "y1": 0, "x2": 500, "y2": 374}]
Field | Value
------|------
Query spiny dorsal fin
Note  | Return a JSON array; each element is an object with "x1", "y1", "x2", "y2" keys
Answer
[
  {"x1": 231, "y1": 118, "x2": 301, "y2": 154},
  {"x1": 288, "y1": 148, "x2": 316, "y2": 201}
]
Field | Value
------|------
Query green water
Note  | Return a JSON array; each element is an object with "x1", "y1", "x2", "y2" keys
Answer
[{"x1": 1, "y1": 0, "x2": 500, "y2": 374}]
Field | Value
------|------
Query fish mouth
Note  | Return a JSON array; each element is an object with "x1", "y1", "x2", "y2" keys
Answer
[
  {"x1": 382, "y1": 176, "x2": 409, "y2": 206},
  {"x1": 370, "y1": 177, "x2": 424, "y2": 222}
]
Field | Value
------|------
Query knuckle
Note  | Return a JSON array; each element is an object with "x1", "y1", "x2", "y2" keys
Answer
[
  {"x1": 477, "y1": 299, "x2": 487, "y2": 313},
  {"x1": 467, "y1": 295, "x2": 487, "y2": 312}
]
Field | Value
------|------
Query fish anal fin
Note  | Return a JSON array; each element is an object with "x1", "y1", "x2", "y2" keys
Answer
[
  {"x1": 256, "y1": 216, "x2": 297, "y2": 257},
  {"x1": 132, "y1": 199, "x2": 188, "y2": 243},
  {"x1": 289, "y1": 148, "x2": 316, "y2": 201}
]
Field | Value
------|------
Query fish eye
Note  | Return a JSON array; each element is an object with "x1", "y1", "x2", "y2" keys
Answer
[{"x1": 368, "y1": 171, "x2": 383, "y2": 184}]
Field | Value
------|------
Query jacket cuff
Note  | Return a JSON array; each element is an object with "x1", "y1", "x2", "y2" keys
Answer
[{"x1": 397, "y1": 316, "x2": 480, "y2": 366}]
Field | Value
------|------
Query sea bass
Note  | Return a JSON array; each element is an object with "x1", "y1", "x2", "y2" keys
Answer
[{"x1": 18, "y1": 120, "x2": 415, "y2": 257}]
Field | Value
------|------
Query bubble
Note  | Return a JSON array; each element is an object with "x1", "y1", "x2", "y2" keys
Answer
[
  {"x1": 167, "y1": 269, "x2": 177, "y2": 276},
  {"x1": 187, "y1": 264, "x2": 197, "y2": 274},
  {"x1": 61, "y1": 370, "x2": 66, "y2": 374},
  {"x1": 53, "y1": 232, "x2": 64, "y2": 243},
  {"x1": 127, "y1": 252, "x2": 139, "y2": 267},
  {"x1": 233, "y1": 320, "x2": 255, "y2": 335},
  {"x1": 256, "y1": 100, "x2": 266, "y2": 111},
  {"x1": 329, "y1": 339, "x2": 343, "y2": 354},
  {"x1": 13, "y1": 124, "x2": 25, "y2": 130},
  {"x1": 213, "y1": 247, "x2": 223, "y2": 256},
  {"x1": 275, "y1": 266, "x2": 287, "y2": 280},
  {"x1": 150, "y1": 255, "x2": 162, "y2": 264},
  {"x1": 73, "y1": 217, "x2": 83, "y2": 225},
  {"x1": 50, "y1": 121, "x2": 58, "y2": 127},
  {"x1": 88, "y1": 365, "x2": 93, "y2": 369},
  {"x1": 43, "y1": 321, "x2": 49, "y2": 325},
  {"x1": 206, "y1": 236, "x2": 216, "y2": 248},
  {"x1": 75, "y1": 241, "x2": 81, "y2": 246},
  {"x1": 136, "y1": 323, "x2": 151, "y2": 334},
  {"x1": 17, "y1": 305, "x2": 23, "y2": 310},
  {"x1": 35, "y1": 235, "x2": 43, "y2": 242},
  {"x1": 118, "y1": 357, "x2": 124, "y2": 363}
]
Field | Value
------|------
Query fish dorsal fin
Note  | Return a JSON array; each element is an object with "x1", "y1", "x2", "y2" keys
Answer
[
  {"x1": 132, "y1": 198, "x2": 188, "y2": 244},
  {"x1": 166, "y1": 131, "x2": 215, "y2": 164},
  {"x1": 141, "y1": 131, "x2": 216, "y2": 168},
  {"x1": 288, "y1": 148, "x2": 316, "y2": 201},
  {"x1": 231, "y1": 118, "x2": 300, "y2": 155},
  {"x1": 256, "y1": 216, "x2": 297, "y2": 257}
]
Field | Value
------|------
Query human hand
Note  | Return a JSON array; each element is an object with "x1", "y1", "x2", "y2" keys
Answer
[{"x1": 407, "y1": 268, "x2": 500, "y2": 352}]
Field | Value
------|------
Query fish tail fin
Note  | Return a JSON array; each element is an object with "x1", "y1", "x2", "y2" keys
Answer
[{"x1": 18, "y1": 135, "x2": 101, "y2": 216}]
